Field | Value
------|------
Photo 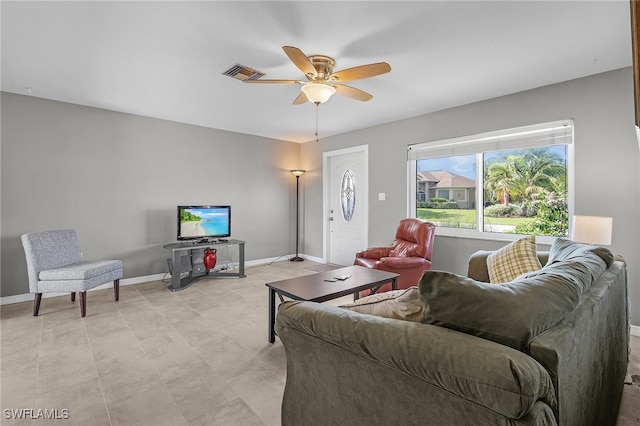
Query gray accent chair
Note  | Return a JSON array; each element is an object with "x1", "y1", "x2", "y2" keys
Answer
[{"x1": 21, "y1": 229, "x2": 123, "y2": 317}]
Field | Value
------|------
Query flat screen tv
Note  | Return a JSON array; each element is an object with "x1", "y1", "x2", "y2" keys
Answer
[{"x1": 177, "y1": 205, "x2": 231, "y2": 241}]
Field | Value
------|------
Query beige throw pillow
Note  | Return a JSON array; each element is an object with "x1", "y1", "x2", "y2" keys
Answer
[
  {"x1": 486, "y1": 235, "x2": 542, "y2": 284},
  {"x1": 339, "y1": 287, "x2": 425, "y2": 322}
]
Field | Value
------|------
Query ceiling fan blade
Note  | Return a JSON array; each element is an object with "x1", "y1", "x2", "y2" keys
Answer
[
  {"x1": 333, "y1": 84, "x2": 373, "y2": 102},
  {"x1": 293, "y1": 92, "x2": 308, "y2": 105},
  {"x1": 330, "y1": 62, "x2": 391, "y2": 82},
  {"x1": 243, "y1": 79, "x2": 301, "y2": 84},
  {"x1": 283, "y1": 46, "x2": 318, "y2": 78}
]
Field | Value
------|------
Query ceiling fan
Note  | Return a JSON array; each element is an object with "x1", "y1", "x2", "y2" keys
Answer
[{"x1": 243, "y1": 46, "x2": 391, "y2": 105}]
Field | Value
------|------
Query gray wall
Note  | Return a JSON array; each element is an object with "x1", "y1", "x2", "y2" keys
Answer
[
  {"x1": 1, "y1": 93, "x2": 301, "y2": 297},
  {"x1": 301, "y1": 67, "x2": 640, "y2": 326}
]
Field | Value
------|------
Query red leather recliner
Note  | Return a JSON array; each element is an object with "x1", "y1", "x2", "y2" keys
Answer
[{"x1": 354, "y1": 218, "x2": 436, "y2": 295}]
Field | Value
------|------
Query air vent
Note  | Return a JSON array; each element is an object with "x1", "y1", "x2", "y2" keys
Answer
[{"x1": 222, "y1": 64, "x2": 265, "y2": 81}]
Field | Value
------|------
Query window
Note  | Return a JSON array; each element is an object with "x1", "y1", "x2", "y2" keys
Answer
[{"x1": 408, "y1": 120, "x2": 573, "y2": 241}]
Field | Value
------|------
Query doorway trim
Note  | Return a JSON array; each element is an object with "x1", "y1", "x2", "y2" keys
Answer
[{"x1": 322, "y1": 145, "x2": 369, "y2": 263}]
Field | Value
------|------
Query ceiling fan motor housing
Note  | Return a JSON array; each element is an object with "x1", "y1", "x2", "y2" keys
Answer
[{"x1": 307, "y1": 55, "x2": 336, "y2": 81}]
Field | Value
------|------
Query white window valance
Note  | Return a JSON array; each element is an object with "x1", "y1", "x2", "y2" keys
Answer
[{"x1": 407, "y1": 120, "x2": 574, "y2": 160}]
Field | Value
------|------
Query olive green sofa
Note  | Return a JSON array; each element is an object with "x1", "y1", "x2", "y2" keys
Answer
[{"x1": 275, "y1": 238, "x2": 629, "y2": 426}]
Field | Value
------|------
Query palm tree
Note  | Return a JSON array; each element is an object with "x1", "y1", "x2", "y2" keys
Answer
[
  {"x1": 485, "y1": 160, "x2": 514, "y2": 205},
  {"x1": 511, "y1": 150, "x2": 565, "y2": 215},
  {"x1": 484, "y1": 148, "x2": 566, "y2": 215}
]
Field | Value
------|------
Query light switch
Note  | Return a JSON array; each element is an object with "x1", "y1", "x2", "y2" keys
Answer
[{"x1": 378, "y1": 193, "x2": 386, "y2": 201}]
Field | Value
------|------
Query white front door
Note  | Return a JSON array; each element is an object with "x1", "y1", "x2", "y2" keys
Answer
[{"x1": 324, "y1": 146, "x2": 368, "y2": 266}]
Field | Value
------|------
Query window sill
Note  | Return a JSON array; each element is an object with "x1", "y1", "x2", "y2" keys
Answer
[{"x1": 433, "y1": 227, "x2": 555, "y2": 247}]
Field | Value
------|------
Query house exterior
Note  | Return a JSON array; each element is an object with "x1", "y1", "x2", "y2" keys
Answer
[{"x1": 417, "y1": 170, "x2": 477, "y2": 209}]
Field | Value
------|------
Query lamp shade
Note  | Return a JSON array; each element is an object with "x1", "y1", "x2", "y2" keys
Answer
[
  {"x1": 290, "y1": 169, "x2": 306, "y2": 177},
  {"x1": 301, "y1": 84, "x2": 336, "y2": 104},
  {"x1": 571, "y1": 215, "x2": 613, "y2": 245}
]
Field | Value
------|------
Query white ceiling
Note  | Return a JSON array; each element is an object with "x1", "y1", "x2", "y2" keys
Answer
[{"x1": 1, "y1": 1, "x2": 633, "y2": 143}]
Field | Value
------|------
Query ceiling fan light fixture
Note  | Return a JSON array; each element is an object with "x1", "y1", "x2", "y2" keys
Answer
[{"x1": 301, "y1": 83, "x2": 336, "y2": 104}]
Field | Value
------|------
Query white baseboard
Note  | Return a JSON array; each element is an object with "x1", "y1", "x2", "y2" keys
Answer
[
  {"x1": 300, "y1": 254, "x2": 325, "y2": 264},
  {"x1": 0, "y1": 254, "x2": 308, "y2": 306},
  {"x1": 244, "y1": 253, "x2": 325, "y2": 266}
]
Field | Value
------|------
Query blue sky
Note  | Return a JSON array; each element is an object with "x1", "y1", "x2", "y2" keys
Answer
[{"x1": 418, "y1": 155, "x2": 477, "y2": 179}]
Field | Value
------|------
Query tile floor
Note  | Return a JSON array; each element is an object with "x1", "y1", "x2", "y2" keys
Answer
[
  {"x1": 1, "y1": 260, "x2": 639, "y2": 425},
  {"x1": 618, "y1": 330, "x2": 640, "y2": 425}
]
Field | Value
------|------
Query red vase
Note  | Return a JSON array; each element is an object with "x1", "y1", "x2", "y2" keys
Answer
[{"x1": 204, "y1": 248, "x2": 217, "y2": 270}]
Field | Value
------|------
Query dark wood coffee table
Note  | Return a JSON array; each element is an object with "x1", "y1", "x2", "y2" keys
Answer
[{"x1": 266, "y1": 265, "x2": 399, "y2": 343}]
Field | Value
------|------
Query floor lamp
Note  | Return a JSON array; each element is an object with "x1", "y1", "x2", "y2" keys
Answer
[{"x1": 290, "y1": 169, "x2": 306, "y2": 262}]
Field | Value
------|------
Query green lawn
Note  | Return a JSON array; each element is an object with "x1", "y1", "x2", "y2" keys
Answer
[{"x1": 417, "y1": 208, "x2": 534, "y2": 228}]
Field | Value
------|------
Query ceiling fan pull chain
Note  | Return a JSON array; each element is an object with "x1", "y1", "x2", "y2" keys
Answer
[{"x1": 315, "y1": 102, "x2": 320, "y2": 142}]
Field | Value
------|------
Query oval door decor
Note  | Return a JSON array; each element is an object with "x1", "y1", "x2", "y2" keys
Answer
[{"x1": 341, "y1": 169, "x2": 356, "y2": 222}]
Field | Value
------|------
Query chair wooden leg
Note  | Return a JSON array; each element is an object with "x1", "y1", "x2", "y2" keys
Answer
[
  {"x1": 79, "y1": 292, "x2": 87, "y2": 317},
  {"x1": 114, "y1": 279, "x2": 120, "y2": 302},
  {"x1": 33, "y1": 293, "x2": 42, "y2": 316},
  {"x1": 71, "y1": 292, "x2": 76, "y2": 302}
]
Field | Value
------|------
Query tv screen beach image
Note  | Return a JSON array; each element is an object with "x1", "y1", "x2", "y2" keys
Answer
[{"x1": 180, "y1": 208, "x2": 229, "y2": 238}]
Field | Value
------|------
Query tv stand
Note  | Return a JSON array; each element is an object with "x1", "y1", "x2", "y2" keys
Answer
[{"x1": 163, "y1": 239, "x2": 246, "y2": 291}]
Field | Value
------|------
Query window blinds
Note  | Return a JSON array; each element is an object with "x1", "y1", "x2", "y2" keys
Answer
[{"x1": 407, "y1": 120, "x2": 573, "y2": 160}]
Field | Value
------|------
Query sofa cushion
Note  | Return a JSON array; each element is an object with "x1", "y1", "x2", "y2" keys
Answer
[
  {"x1": 486, "y1": 235, "x2": 542, "y2": 283},
  {"x1": 548, "y1": 237, "x2": 613, "y2": 281},
  {"x1": 419, "y1": 263, "x2": 590, "y2": 353},
  {"x1": 39, "y1": 260, "x2": 123, "y2": 281},
  {"x1": 549, "y1": 237, "x2": 612, "y2": 264},
  {"x1": 339, "y1": 287, "x2": 424, "y2": 322}
]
